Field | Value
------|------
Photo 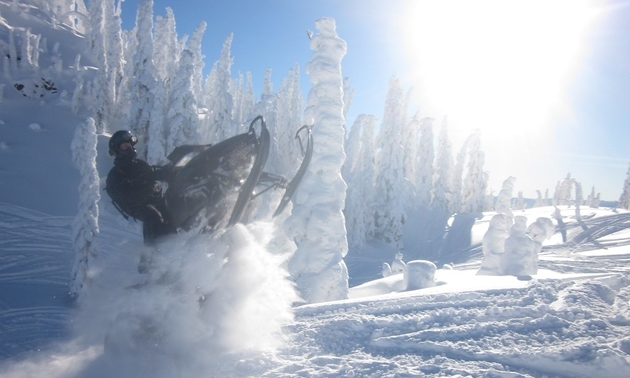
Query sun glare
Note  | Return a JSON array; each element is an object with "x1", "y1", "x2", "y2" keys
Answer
[{"x1": 400, "y1": 0, "x2": 600, "y2": 141}]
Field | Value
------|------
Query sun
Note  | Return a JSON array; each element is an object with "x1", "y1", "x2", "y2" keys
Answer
[{"x1": 398, "y1": 0, "x2": 600, "y2": 142}]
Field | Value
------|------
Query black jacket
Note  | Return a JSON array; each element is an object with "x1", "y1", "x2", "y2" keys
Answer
[{"x1": 106, "y1": 158, "x2": 171, "y2": 217}]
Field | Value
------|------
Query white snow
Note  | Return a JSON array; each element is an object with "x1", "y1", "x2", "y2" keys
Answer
[{"x1": 0, "y1": 2, "x2": 629, "y2": 378}]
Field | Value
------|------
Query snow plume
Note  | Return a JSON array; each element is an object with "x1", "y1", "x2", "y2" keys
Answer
[{"x1": 70, "y1": 222, "x2": 297, "y2": 378}]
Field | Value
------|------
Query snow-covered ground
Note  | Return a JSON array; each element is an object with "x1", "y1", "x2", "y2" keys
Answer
[
  {"x1": 1, "y1": 201, "x2": 630, "y2": 377},
  {"x1": 1, "y1": 1, "x2": 629, "y2": 377}
]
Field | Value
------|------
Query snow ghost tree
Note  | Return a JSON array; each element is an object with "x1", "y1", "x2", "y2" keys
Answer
[
  {"x1": 391, "y1": 251, "x2": 406, "y2": 274},
  {"x1": 527, "y1": 217, "x2": 553, "y2": 267},
  {"x1": 500, "y1": 216, "x2": 538, "y2": 276},
  {"x1": 286, "y1": 18, "x2": 349, "y2": 303},
  {"x1": 618, "y1": 163, "x2": 630, "y2": 210},
  {"x1": 477, "y1": 213, "x2": 509, "y2": 276},
  {"x1": 495, "y1": 176, "x2": 516, "y2": 230},
  {"x1": 69, "y1": 118, "x2": 100, "y2": 297},
  {"x1": 554, "y1": 173, "x2": 575, "y2": 206}
]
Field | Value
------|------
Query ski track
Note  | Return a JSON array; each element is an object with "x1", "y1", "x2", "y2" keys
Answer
[
  {"x1": 0, "y1": 203, "x2": 74, "y2": 360},
  {"x1": 267, "y1": 273, "x2": 630, "y2": 378}
]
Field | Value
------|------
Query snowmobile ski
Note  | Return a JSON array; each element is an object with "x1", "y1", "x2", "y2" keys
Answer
[{"x1": 272, "y1": 125, "x2": 313, "y2": 217}]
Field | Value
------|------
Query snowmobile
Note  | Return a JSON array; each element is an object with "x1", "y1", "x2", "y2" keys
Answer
[{"x1": 163, "y1": 115, "x2": 312, "y2": 234}]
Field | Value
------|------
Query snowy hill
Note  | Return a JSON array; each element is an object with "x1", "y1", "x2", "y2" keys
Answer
[{"x1": 1, "y1": 2, "x2": 630, "y2": 377}]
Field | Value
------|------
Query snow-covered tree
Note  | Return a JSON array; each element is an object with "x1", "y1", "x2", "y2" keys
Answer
[
  {"x1": 344, "y1": 115, "x2": 375, "y2": 250},
  {"x1": 127, "y1": 0, "x2": 157, "y2": 159},
  {"x1": 152, "y1": 7, "x2": 179, "y2": 88},
  {"x1": 187, "y1": 21, "x2": 206, "y2": 101},
  {"x1": 165, "y1": 49, "x2": 201, "y2": 153},
  {"x1": 451, "y1": 136, "x2": 469, "y2": 213},
  {"x1": 618, "y1": 163, "x2": 630, "y2": 209},
  {"x1": 575, "y1": 181, "x2": 583, "y2": 220},
  {"x1": 515, "y1": 191, "x2": 525, "y2": 210},
  {"x1": 286, "y1": 18, "x2": 349, "y2": 303},
  {"x1": 416, "y1": 117, "x2": 435, "y2": 206},
  {"x1": 554, "y1": 173, "x2": 576, "y2": 206},
  {"x1": 343, "y1": 116, "x2": 363, "y2": 181},
  {"x1": 147, "y1": 78, "x2": 168, "y2": 164},
  {"x1": 401, "y1": 114, "x2": 420, "y2": 200},
  {"x1": 495, "y1": 176, "x2": 516, "y2": 229},
  {"x1": 69, "y1": 118, "x2": 100, "y2": 297},
  {"x1": 201, "y1": 33, "x2": 234, "y2": 143},
  {"x1": 589, "y1": 186, "x2": 600, "y2": 208},
  {"x1": 104, "y1": 0, "x2": 124, "y2": 128},
  {"x1": 431, "y1": 116, "x2": 454, "y2": 213},
  {"x1": 374, "y1": 75, "x2": 407, "y2": 247},
  {"x1": 271, "y1": 63, "x2": 303, "y2": 174},
  {"x1": 85, "y1": 0, "x2": 108, "y2": 132},
  {"x1": 534, "y1": 190, "x2": 545, "y2": 208},
  {"x1": 462, "y1": 130, "x2": 487, "y2": 213}
]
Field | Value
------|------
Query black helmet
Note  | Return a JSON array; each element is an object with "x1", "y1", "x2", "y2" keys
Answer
[{"x1": 109, "y1": 130, "x2": 138, "y2": 159}]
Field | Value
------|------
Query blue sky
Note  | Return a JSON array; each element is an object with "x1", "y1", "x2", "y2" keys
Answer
[{"x1": 119, "y1": 0, "x2": 630, "y2": 201}]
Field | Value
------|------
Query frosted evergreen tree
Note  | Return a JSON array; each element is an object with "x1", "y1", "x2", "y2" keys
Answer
[
  {"x1": 166, "y1": 49, "x2": 201, "y2": 153},
  {"x1": 545, "y1": 189, "x2": 550, "y2": 206},
  {"x1": 69, "y1": 118, "x2": 100, "y2": 297},
  {"x1": 55, "y1": 0, "x2": 88, "y2": 33},
  {"x1": 553, "y1": 181, "x2": 562, "y2": 206},
  {"x1": 343, "y1": 115, "x2": 367, "y2": 250},
  {"x1": 71, "y1": 54, "x2": 84, "y2": 114},
  {"x1": 272, "y1": 64, "x2": 303, "y2": 174},
  {"x1": 401, "y1": 113, "x2": 420, "y2": 199},
  {"x1": 116, "y1": 28, "x2": 137, "y2": 122},
  {"x1": 358, "y1": 115, "x2": 378, "y2": 240},
  {"x1": 85, "y1": 0, "x2": 108, "y2": 132},
  {"x1": 242, "y1": 71, "x2": 256, "y2": 122},
  {"x1": 286, "y1": 18, "x2": 349, "y2": 303},
  {"x1": 231, "y1": 73, "x2": 245, "y2": 125},
  {"x1": 462, "y1": 130, "x2": 487, "y2": 213},
  {"x1": 451, "y1": 136, "x2": 470, "y2": 213},
  {"x1": 575, "y1": 181, "x2": 583, "y2": 220},
  {"x1": 516, "y1": 191, "x2": 525, "y2": 210},
  {"x1": 495, "y1": 176, "x2": 516, "y2": 230},
  {"x1": 588, "y1": 186, "x2": 600, "y2": 208},
  {"x1": 262, "y1": 67, "x2": 273, "y2": 98},
  {"x1": 202, "y1": 34, "x2": 234, "y2": 143},
  {"x1": 187, "y1": 21, "x2": 206, "y2": 101},
  {"x1": 344, "y1": 114, "x2": 376, "y2": 251},
  {"x1": 431, "y1": 116, "x2": 454, "y2": 213},
  {"x1": 618, "y1": 163, "x2": 630, "y2": 209},
  {"x1": 555, "y1": 173, "x2": 575, "y2": 206},
  {"x1": 343, "y1": 115, "x2": 362, "y2": 181},
  {"x1": 147, "y1": 78, "x2": 168, "y2": 164},
  {"x1": 534, "y1": 190, "x2": 545, "y2": 208},
  {"x1": 104, "y1": 0, "x2": 125, "y2": 127},
  {"x1": 152, "y1": 8, "x2": 179, "y2": 89},
  {"x1": 374, "y1": 75, "x2": 407, "y2": 247},
  {"x1": 127, "y1": 0, "x2": 156, "y2": 159},
  {"x1": 417, "y1": 117, "x2": 435, "y2": 207}
]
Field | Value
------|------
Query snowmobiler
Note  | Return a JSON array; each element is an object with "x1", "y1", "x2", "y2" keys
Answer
[
  {"x1": 106, "y1": 116, "x2": 312, "y2": 244},
  {"x1": 106, "y1": 130, "x2": 176, "y2": 245}
]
